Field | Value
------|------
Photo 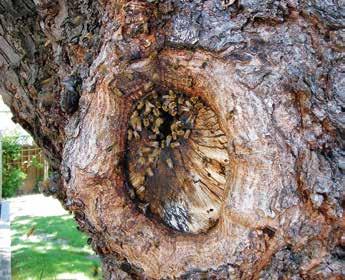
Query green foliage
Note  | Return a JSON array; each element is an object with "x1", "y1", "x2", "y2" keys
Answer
[
  {"x1": 11, "y1": 215, "x2": 101, "y2": 280},
  {"x1": 2, "y1": 168, "x2": 26, "y2": 198},
  {"x1": 1, "y1": 135, "x2": 27, "y2": 198},
  {"x1": 30, "y1": 155, "x2": 44, "y2": 169},
  {"x1": 2, "y1": 134, "x2": 22, "y2": 161}
]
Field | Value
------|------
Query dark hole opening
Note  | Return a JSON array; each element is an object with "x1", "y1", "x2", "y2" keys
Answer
[{"x1": 159, "y1": 111, "x2": 174, "y2": 139}]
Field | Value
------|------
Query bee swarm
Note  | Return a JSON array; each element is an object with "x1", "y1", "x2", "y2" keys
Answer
[{"x1": 126, "y1": 88, "x2": 229, "y2": 234}]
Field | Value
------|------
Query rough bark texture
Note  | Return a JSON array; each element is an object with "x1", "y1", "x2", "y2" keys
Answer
[{"x1": 0, "y1": 0, "x2": 345, "y2": 279}]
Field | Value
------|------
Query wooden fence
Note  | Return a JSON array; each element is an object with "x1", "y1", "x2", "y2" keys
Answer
[
  {"x1": 1, "y1": 143, "x2": 48, "y2": 197},
  {"x1": 9, "y1": 146, "x2": 43, "y2": 171}
]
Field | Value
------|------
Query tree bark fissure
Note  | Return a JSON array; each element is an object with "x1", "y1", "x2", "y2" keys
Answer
[{"x1": 0, "y1": 0, "x2": 344, "y2": 279}]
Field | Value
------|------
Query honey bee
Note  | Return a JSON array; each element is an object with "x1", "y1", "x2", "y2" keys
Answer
[
  {"x1": 143, "y1": 82, "x2": 153, "y2": 92},
  {"x1": 146, "y1": 167, "x2": 154, "y2": 177},
  {"x1": 130, "y1": 116, "x2": 142, "y2": 131},
  {"x1": 153, "y1": 108, "x2": 160, "y2": 117},
  {"x1": 155, "y1": 118, "x2": 164, "y2": 128},
  {"x1": 136, "y1": 100, "x2": 144, "y2": 110},
  {"x1": 162, "y1": 104, "x2": 169, "y2": 112},
  {"x1": 166, "y1": 135, "x2": 172, "y2": 146},
  {"x1": 184, "y1": 129, "x2": 191, "y2": 139},
  {"x1": 185, "y1": 100, "x2": 192, "y2": 108},
  {"x1": 136, "y1": 185, "x2": 145, "y2": 196},
  {"x1": 141, "y1": 147, "x2": 152, "y2": 153},
  {"x1": 138, "y1": 156, "x2": 146, "y2": 165},
  {"x1": 154, "y1": 101, "x2": 162, "y2": 108},
  {"x1": 170, "y1": 109, "x2": 177, "y2": 116},
  {"x1": 149, "y1": 141, "x2": 160, "y2": 147},
  {"x1": 163, "y1": 94, "x2": 175, "y2": 100},
  {"x1": 130, "y1": 173, "x2": 144, "y2": 187},
  {"x1": 143, "y1": 117, "x2": 150, "y2": 127},
  {"x1": 180, "y1": 106, "x2": 190, "y2": 112},
  {"x1": 168, "y1": 102, "x2": 176, "y2": 109},
  {"x1": 133, "y1": 130, "x2": 140, "y2": 139},
  {"x1": 144, "y1": 101, "x2": 154, "y2": 115},
  {"x1": 191, "y1": 96, "x2": 199, "y2": 103},
  {"x1": 170, "y1": 142, "x2": 180, "y2": 148},
  {"x1": 195, "y1": 102, "x2": 203, "y2": 110},
  {"x1": 127, "y1": 129, "x2": 133, "y2": 141},
  {"x1": 166, "y1": 158, "x2": 173, "y2": 169},
  {"x1": 151, "y1": 90, "x2": 158, "y2": 99},
  {"x1": 137, "y1": 202, "x2": 150, "y2": 214}
]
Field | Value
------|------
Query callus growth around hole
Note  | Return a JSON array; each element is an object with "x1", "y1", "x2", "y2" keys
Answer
[{"x1": 126, "y1": 88, "x2": 229, "y2": 234}]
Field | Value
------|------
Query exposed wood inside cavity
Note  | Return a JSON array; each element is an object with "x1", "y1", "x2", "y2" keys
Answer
[{"x1": 126, "y1": 89, "x2": 229, "y2": 233}]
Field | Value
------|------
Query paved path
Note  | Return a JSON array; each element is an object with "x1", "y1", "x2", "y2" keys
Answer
[
  {"x1": 0, "y1": 201, "x2": 11, "y2": 280},
  {"x1": 9, "y1": 194, "x2": 67, "y2": 220}
]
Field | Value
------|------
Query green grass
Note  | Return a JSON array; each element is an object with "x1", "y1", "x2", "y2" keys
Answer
[{"x1": 11, "y1": 215, "x2": 101, "y2": 280}]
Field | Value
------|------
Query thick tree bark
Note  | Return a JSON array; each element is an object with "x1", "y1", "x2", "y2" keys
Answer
[{"x1": 1, "y1": 0, "x2": 345, "y2": 279}]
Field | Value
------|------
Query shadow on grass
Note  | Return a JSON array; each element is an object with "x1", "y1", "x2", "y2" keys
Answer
[{"x1": 11, "y1": 215, "x2": 101, "y2": 280}]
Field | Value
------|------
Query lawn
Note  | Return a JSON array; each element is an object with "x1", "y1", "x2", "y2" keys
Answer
[{"x1": 11, "y1": 215, "x2": 101, "y2": 280}]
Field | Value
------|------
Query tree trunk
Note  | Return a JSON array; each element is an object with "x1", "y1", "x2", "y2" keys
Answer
[{"x1": 1, "y1": 0, "x2": 344, "y2": 279}]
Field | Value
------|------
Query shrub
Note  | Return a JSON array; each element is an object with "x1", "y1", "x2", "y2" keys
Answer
[{"x1": 1, "y1": 135, "x2": 27, "y2": 198}]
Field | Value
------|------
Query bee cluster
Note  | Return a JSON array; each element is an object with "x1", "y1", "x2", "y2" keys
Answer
[{"x1": 127, "y1": 89, "x2": 205, "y2": 199}]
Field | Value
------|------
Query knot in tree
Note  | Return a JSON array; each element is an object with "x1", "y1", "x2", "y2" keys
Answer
[{"x1": 126, "y1": 88, "x2": 229, "y2": 233}]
